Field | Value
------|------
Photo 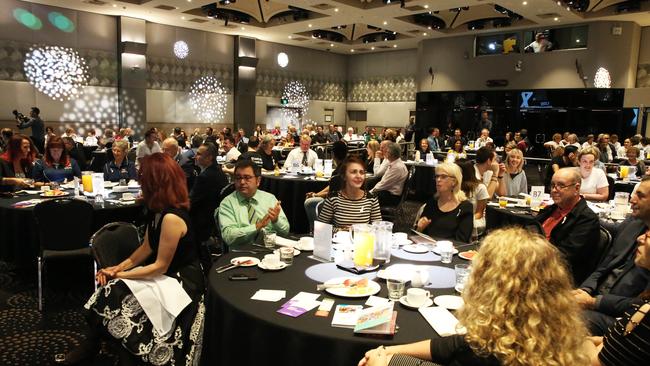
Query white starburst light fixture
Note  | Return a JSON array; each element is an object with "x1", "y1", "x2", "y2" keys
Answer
[
  {"x1": 594, "y1": 67, "x2": 611, "y2": 88},
  {"x1": 277, "y1": 52, "x2": 289, "y2": 68},
  {"x1": 173, "y1": 40, "x2": 189, "y2": 59},
  {"x1": 189, "y1": 76, "x2": 228, "y2": 122},
  {"x1": 282, "y1": 81, "x2": 310, "y2": 116},
  {"x1": 24, "y1": 45, "x2": 89, "y2": 101}
]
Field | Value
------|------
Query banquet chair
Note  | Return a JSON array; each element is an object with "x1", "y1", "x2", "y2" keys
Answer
[
  {"x1": 594, "y1": 226, "x2": 613, "y2": 269},
  {"x1": 380, "y1": 167, "x2": 413, "y2": 222},
  {"x1": 33, "y1": 198, "x2": 94, "y2": 312},
  {"x1": 90, "y1": 222, "x2": 141, "y2": 269},
  {"x1": 607, "y1": 175, "x2": 615, "y2": 200}
]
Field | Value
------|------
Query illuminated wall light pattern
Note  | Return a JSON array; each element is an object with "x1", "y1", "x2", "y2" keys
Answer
[
  {"x1": 594, "y1": 67, "x2": 611, "y2": 88},
  {"x1": 281, "y1": 81, "x2": 310, "y2": 116},
  {"x1": 48, "y1": 12, "x2": 75, "y2": 32},
  {"x1": 24, "y1": 45, "x2": 89, "y2": 101},
  {"x1": 189, "y1": 76, "x2": 228, "y2": 122},
  {"x1": 60, "y1": 87, "x2": 144, "y2": 136},
  {"x1": 173, "y1": 41, "x2": 189, "y2": 59},
  {"x1": 13, "y1": 9, "x2": 42, "y2": 30}
]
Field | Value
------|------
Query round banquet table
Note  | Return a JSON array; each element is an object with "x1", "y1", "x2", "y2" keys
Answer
[
  {"x1": 0, "y1": 192, "x2": 144, "y2": 268},
  {"x1": 203, "y1": 237, "x2": 474, "y2": 366},
  {"x1": 260, "y1": 173, "x2": 329, "y2": 234}
]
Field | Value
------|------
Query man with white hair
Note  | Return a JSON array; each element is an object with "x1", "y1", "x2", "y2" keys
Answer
[
  {"x1": 162, "y1": 137, "x2": 196, "y2": 189},
  {"x1": 282, "y1": 135, "x2": 318, "y2": 169},
  {"x1": 370, "y1": 142, "x2": 408, "y2": 207},
  {"x1": 475, "y1": 129, "x2": 493, "y2": 149},
  {"x1": 343, "y1": 127, "x2": 359, "y2": 142}
]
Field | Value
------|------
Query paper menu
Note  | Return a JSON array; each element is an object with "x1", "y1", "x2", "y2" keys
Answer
[
  {"x1": 331, "y1": 304, "x2": 363, "y2": 328},
  {"x1": 418, "y1": 306, "x2": 463, "y2": 337}
]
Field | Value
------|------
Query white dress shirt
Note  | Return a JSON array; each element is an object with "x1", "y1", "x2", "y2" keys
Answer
[
  {"x1": 283, "y1": 148, "x2": 318, "y2": 169},
  {"x1": 136, "y1": 141, "x2": 161, "y2": 169},
  {"x1": 370, "y1": 159, "x2": 408, "y2": 196}
]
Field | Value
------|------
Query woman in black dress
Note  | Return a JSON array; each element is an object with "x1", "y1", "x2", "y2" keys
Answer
[{"x1": 60, "y1": 153, "x2": 205, "y2": 365}]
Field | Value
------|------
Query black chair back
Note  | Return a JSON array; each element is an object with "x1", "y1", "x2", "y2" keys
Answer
[
  {"x1": 607, "y1": 175, "x2": 615, "y2": 200},
  {"x1": 90, "y1": 222, "x2": 141, "y2": 269},
  {"x1": 594, "y1": 226, "x2": 613, "y2": 269},
  {"x1": 33, "y1": 199, "x2": 94, "y2": 252}
]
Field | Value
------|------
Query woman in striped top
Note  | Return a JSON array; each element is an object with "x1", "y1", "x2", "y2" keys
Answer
[{"x1": 317, "y1": 156, "x2": 381, "y2": 229}]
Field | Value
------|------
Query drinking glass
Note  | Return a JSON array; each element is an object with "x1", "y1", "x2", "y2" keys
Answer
[
  {"x1": 439, "y1": 250, "x2": 454, "y2": 264},
  {"x1": 279, "y1": 247, "x2": 294, "y2": 265},
  {"x1": 386, "y1": 279, "x2": 406, "y2": 301},
  {"x1": 81, "y1": 171, "x2": 93, "y2": 192},
  {"x1": 455, "y1": 264, "x2": 471, "y2": 293},
  {"x1": 263, "y1": 230, "x2": 277, "y2": 249},
  {"x1": 498, "y1": 197, "x2": 508, "y2": 208}
]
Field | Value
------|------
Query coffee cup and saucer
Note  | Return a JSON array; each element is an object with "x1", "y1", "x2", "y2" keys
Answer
[
  {"x1": 399, "y1": 288, "x2": 433, "y2": 309},
  {"x1": 258, "y1": 253, "x2": 287, "y2": 271}
]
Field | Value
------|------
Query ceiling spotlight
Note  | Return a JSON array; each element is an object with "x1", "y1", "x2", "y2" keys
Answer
[
  {"x1": 383, "y1": 21, "x2": 388, "y2": 25},
  {"x1": 181, "y1": 16, "x2": 185, "y2": 20},
  {"x1": 393, "y1": 44, "x2": 397, "y2": 48},
  {"x1": 173, "y1": 40, "x2": 189, "y2": 59},
  {"x1": 351, "y1": 49, "x2": 355, "y2": 52},
  {"x1": 522, "y1": 1, "x2": 527, "y2": 4},
  {"x1": 277, "y1": 52, "x2": 289, "y2": 68},
  {"x1": 334, "y1": 8, "x2": 339, "y2": 12},
  {"x1": 554, "y1": 17, "x2": 559, "y2": 21},
  {"x1": 241, "y1": 27, "x2": 245, "y2": 30},
  {"x1": 371, "y1": 46, "x2": 375, "y2": 50},
  {"x1": 424, "y1": 5, "x2": 429, "y2": 9},
  {"x1": 308, "y1": 24, "x2": 312, "y2": 27},
  {"x1": 288, "y1": 35, "x2": 292, "y2": 39},
  {"x1": 423, "y1": 32, "x2": 427, "y2": 36}
]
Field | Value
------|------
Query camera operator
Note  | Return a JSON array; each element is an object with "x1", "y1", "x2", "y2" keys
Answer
[{"x1": 15, "y1": 107, "x2": 44, "y2": 154}]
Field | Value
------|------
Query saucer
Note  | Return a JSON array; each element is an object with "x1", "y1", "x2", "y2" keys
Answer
[
  {"x1": 399, "y1": 296, "x2": 433, "y2": 309},
  {"x1": 394, "y1": 239, "x2": 413, "y2": 246},
  {"x1": 434, "y1": 295, "x2": 464, "y2": 310},
  {"x1": 258, "y1": 261, "x2": 287, "y2": 271},
  {"x1": 402, "y1": 244, "x2": 429, "y2": 254},
  {"x1": 432, "y1": 247, "x2": 459, "y2": 255}
]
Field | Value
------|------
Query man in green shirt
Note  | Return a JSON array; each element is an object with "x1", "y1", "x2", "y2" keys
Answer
[{"x1": 218, "y1": 160, "x2": 290, "y2": 246}]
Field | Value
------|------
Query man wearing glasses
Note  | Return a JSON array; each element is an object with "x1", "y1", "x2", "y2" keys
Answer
[
  {"x1": 536, "y1": 168, "x2": 599, "y2": 284},
  {"x1": 218, "y1": 160, "x2": 289, "y2": 247}
]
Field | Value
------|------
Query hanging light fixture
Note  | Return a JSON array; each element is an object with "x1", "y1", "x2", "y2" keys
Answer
[
  {"x1": 173, "y1": 40, "x2": 189, "y2": 59},
  {"x1": 594, "y1": 67, "x2": 611, "y2": 88}
]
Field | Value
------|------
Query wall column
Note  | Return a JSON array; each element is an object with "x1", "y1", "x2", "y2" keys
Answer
[
  {"x1": 117, "y1": 17, "x2": 147, "y2": 138},
  {"x1": 234, "y1": 36, "x2": 258, "y2": 134}
]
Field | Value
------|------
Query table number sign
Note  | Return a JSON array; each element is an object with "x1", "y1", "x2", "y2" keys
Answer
[
  {"x1": 530, "y1": 186, "x2": 545, "y2": 207},
  {"x1": 312, "y1": 220, "x2": 333, "y2": 262},
  {"x1": 324, "y1": 160, "x2": 333, "y2": 176}
]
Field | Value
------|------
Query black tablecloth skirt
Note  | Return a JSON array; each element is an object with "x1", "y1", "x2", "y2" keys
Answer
[{"x1": 260, "y1": 176, "x2": 328, "y2": 234}]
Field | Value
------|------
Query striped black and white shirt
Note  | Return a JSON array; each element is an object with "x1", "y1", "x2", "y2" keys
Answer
[{"x1": 317, "y1": 192, "x2": 381, "y2": 229}]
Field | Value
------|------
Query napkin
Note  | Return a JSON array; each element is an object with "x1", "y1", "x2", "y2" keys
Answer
[
  {"x1": 274, "y1": 236, "x2": 299, "y2": 248},
  {"x1": 120, "y1": 275, "x2": 192, "y2": 337},
  {"x1": 419, "y1": 306, "x2": 463, "y2": 337},
  {"x1": 251, "y1": 289, "x2": 286, "y2": 302}
]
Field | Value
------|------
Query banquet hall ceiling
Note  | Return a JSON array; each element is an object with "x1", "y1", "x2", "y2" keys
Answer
[{"x1": 24, "y1": 0, "x2": 650, "y2": 54}]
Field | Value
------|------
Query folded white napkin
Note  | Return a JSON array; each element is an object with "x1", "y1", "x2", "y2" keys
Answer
[
  {"x1": 419, "y1": 306, "x2": 463, "y2": 337},
  {"x1": 274, "y1": 236, "x2": 299, "y2": 248},
  {"x1": 121, "y1": 275, "x2": 192, "y2": 337}
]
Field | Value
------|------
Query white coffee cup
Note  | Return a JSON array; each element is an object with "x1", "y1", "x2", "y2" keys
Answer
[
  {"x1": 436, "y1": 240, "x2": 453, "y2": 251},
  {"x1": 406, "y1": 288, "x2": 430, "y2": 307},
  {"x1": 393, "y1": 232, "x2": 408, "y2": 244},
  {"x1": 298, "y1": 237, "x2": 313, "y2": 250},
  {"x1": 122, "y1": 192, "x2": 135, "y2": 201},
  {"x1": 263, "y1": 253, "x2": 280, "y2": 267}
]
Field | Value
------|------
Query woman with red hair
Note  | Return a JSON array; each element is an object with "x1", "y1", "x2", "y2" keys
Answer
[
  {"x1": 0, "y1": 134, "x2": 38, "y2": 190},
  {"x1": 33, "y1": 136, "x2": 81, "y2": 183},
  {"x1": 59, "y1": 153, "x2": 205, "y2": 365}
]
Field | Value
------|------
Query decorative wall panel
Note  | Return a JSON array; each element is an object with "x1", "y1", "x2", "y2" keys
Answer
[
  {"x1": 347, "y1": 76, "x2": 416, "y2": 102},
  {"x1": 255, "y1": 68, "x2": 346, "y2": 102},
  {"x1": 146, "y1": 56, "x2": 233, "y2": 93},
  {"x1": 638, "y1": 64, "x2": 650, "y2": 88}
]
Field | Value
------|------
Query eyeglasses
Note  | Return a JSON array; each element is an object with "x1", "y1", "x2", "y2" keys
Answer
[
  {"x1": 235, "y1": 175, "x2": 257, "y2": 182},
  {"x1": 435, "y1": 174, "x2": 453, "y2": 180},
  {"x1": 550, "y1": 182, "x2": 577, "y2": 191}
]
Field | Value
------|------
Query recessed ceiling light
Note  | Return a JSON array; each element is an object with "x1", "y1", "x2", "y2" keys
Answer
[
  {"x1": 181, "y1": 16, "x2": 185, "y2": 20},
  {"x1": 383, "y1": 21, "x2": 388, "y2": 25},
  {"x1": 522, "y1": 1, "x2": 527, "y2": 5},
  {"x1": 112, "y1": 4, "x2": 117, "y2": 7},
  {"x1": 334, "y1": 8, "x2": 339, "y2": 12},
  {"x1": 427, "y1": 26, "x2": 432, "y2": 29},
  {"x1": 371, "y1": 46, "x2": 375, "y2": 50},
  {"x1": 567, "y1": 6, "x2": 571, "y2": 11},
  {"x1": 330, "y1": 43, "x2": 334, "y2": 47},
  {"x1": 350, "y1": 49, "x2": 354, "y2": 52},
  {"x1": 187, "y1": 0, "x2": 192, "y2": 2},
  {"x1": 241, "y1": 27, "x2": 245, "y2": 30},
  {"x1": 423, "y1": 32, "x2": 427, "y2": 36},
  {"x1": 393, "y1": 44, "x2": 397, "y2": 48},
  {"x1": 557, "y1": 1, "x2": 561, "y2": 5},
  {"x1": 554, "y1": 17, "x2": 559, "y2": 21},
  {"x1": 576, "y1": 39, "x2": 581, "y2": 42},
  {"x1": 288, "y1": 36, "x2": 292, "y2": 39},
  {"x1": 424, "y1": 5, "x2": 429, "y2": 9}
]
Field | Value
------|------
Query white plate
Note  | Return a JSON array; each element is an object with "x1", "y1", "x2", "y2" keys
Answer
[
  {"x1": 432, "y1": 247, "x2": 459, "y2": 255},
  {"x1": 324, "y1": 277, "x2": 381, "y2": 298},
  {"x1": 230, "y1": 257, "x2": 260, "y2": 267},
  {"x1": 39, "y1": 191, "x2": 70, "y2": 198},
  {"x1": 274, "y1": 248, "x2": 301, "y2": 256},
  {"x1": 434, "y1": 295, "x2": 464, "y2": 310},
  {"x1": 257, "y1": 261, "x2": 288, "y2": 271},
  {"x1": 399, "y1": 296, "x2": 433, "y2": 309},
  {"x1": 402, "y1": 244, "x2": 430, "y2": 254}
]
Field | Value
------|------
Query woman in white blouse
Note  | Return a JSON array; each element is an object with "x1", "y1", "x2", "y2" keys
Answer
[{"x1": 578, "y1": 147, "x2": 609, "y2": 201}]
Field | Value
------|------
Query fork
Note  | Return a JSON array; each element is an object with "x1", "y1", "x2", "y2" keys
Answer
[{"x1": 230, "y1": 249, "x2": 260, "y2": 254}]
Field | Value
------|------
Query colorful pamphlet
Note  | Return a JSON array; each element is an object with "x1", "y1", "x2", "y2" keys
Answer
[
  {"x1": 353, "y1": 302, "x2": 396, "y2": 334},
  {"x1": 331, "y1": 304, "x2": 363, "y2": 328}
]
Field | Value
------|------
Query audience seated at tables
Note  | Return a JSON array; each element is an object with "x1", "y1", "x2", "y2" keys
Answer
[
  {"x1": 474, "y1": 129, "x2": 493, "y2": 149},
  {"x1": 587, "y1": 229, "x2": 650, "y2": 366},
  {"x1": 359, "y1": 227, "x2": 589, "y2": 366},
  {"x1": 572, "y1": 177, "x2": 650, "y2": 336},
  {"x1": 496, "y1": 148, "x2": 528, "y2": 197},
  {"x1": 311, "y1": 125, "x2": 328, "y2": 145},
  {"x1": 544, "y1": 133, "x2": 563, "y2": 151},
  {"x1": 343, "y1": 127, "x2": 359, "y2": 142},
  {"x1": 83, "y1": 129, "x2": 98, "y2": 147},
  {"x1": 457, "y1": 160, "x2": 489, "y2": 237},
  {"x1": 622, "y1": 146, "x2": 645, "y2": 177},
  {"x1": 473, "y1": 147, "x2": 499, "y2": 198},
  {"x1": 415, "y1": 138, "x2": 431, "y2": 157},
  {"x1": 536, "y1": 168, "x2": 600, "y2": 284},
  {"x1": 305, "y1": 141, "x2": 348, "y2": 231},
  {"x1": 545, "y1": 145, "x2": 578, "y2": 189},
  {"x1": 445, "y1": 128, "x2": 466, "y2": 148},
  {"x1": 369, "y1": 142, "x2": 408, "y2": 207},
  {"x1": 372, "y1": 140, "x2": 392, "y2": 178},
  {"x1": 239, "y1": 136, "x2": 264, "y2": 168},
  {"x1": 258, "y1": 135, "x2": 279, "y2": 171},
  {"x1": 283, "y1": 135, "x2": 318, "y2": 169},
  {"x1": 0, "y1": 128, "x2": 13, "y2": 154},
  {"x1": 578, "y1": 147, "x2": 609, "y2": 202},
  {"x1": 426, "y1": 128, "x2": 444, "y2": 152},
  {"x1": 583, "y1": 134, "x2": 597, "y2": 150},
  {"x1": 617, "y1": 138, "x2": 632, "y2": 158},
  {"x1": 610, "y1": 134, "x2": 621, "y2": 153},
  {"x1": 60, "y1": 153, "x2": 205, "y2": 365},
  {"x1": 162, "y1": 137, "x2": 196, "y2": 189},
  {"x1": 223, "y1": 134, "x2": 241, "y2": 162},
  {"x1": 514, "y1": 129, "x2": 530, "y2": 153},
  {"x1": 190, "y1": 142, "x2": 228, "y2": 243},
  {"x1": 62, "y1": 136, "x2": 87, "y2": 170},
  {"x1": 136, "y1": 128, "x2": 161, "y2": 170},
  {"x1": 102, "y1": 140, "x2": 137, "y2": 182},
  {"x1": 598, "y1": 134, "x2": 615, "y2": 163},
  {"x1": 0, "y1": 134, "x2": 38, "y2": 190},
  {"x1": 99, "y1": 128, "x2": 115, "y2": 150},
  {"x1": 218, "y1": 160, "x2": 289, "y2": 247},
  {"x1": 33, "y1": 136, "x2": 81, "y2": 183},
  {"x1": 448, "y1": 139, "x2": 467, "y2": 159},
  {"x1": 317, "y1": 156, "x2": 382, "y2": 230},
  {"x1": 503, "y1": 141, "x2": 517, "y2": 154},
  {"x1": 416, "y1": 162, "x2": 473, "y2": 242},
  {"x1": 365, "y1": 140, "x2": 380, "y2": 174}
]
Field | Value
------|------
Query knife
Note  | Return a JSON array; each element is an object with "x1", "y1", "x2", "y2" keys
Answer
[{"x1": 410, "y1": 229, "x2": 437, "y2": 243}]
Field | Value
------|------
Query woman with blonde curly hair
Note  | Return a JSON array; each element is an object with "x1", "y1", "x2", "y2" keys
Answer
[{"x1": 358, "y1": 227, "x2": 590, "y2": 366}]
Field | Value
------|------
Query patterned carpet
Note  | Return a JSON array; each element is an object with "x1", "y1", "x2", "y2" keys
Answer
[{"x1": 0, "y1": 260, "x2": 117, "y2": 365}]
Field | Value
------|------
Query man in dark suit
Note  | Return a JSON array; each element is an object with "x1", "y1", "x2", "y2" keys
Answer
[
  {"x1": 162, "y1": 137, "x2": 197, "y2": 190},
  {"x1": 572, "y1": 177, "x2": 650, "y2": 335},
  {"x1": 536, "y1": 168, "x2": 600, "y2": 284},
  {"x1": 190, "y1": 142, "x2": 228, "y2": 242}
]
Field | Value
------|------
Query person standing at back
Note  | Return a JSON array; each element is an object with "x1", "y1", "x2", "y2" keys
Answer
[{"x1": 16, "y1": 107, "x2": 45, "y2": 153}]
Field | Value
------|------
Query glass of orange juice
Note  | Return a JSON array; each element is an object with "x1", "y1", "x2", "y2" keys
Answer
[
  {"x1": 498, "y1": 197, "x2": 508, "y2": 208},
  {"x1": 81, "y1": 171, "x2": 93, "y2": 192},
  {"x1": 618, "y1": 165, "x2": 629, "y2": 180},
  {"x1": 352, "y1": 224, "x2": 375, "y2": 267}
]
